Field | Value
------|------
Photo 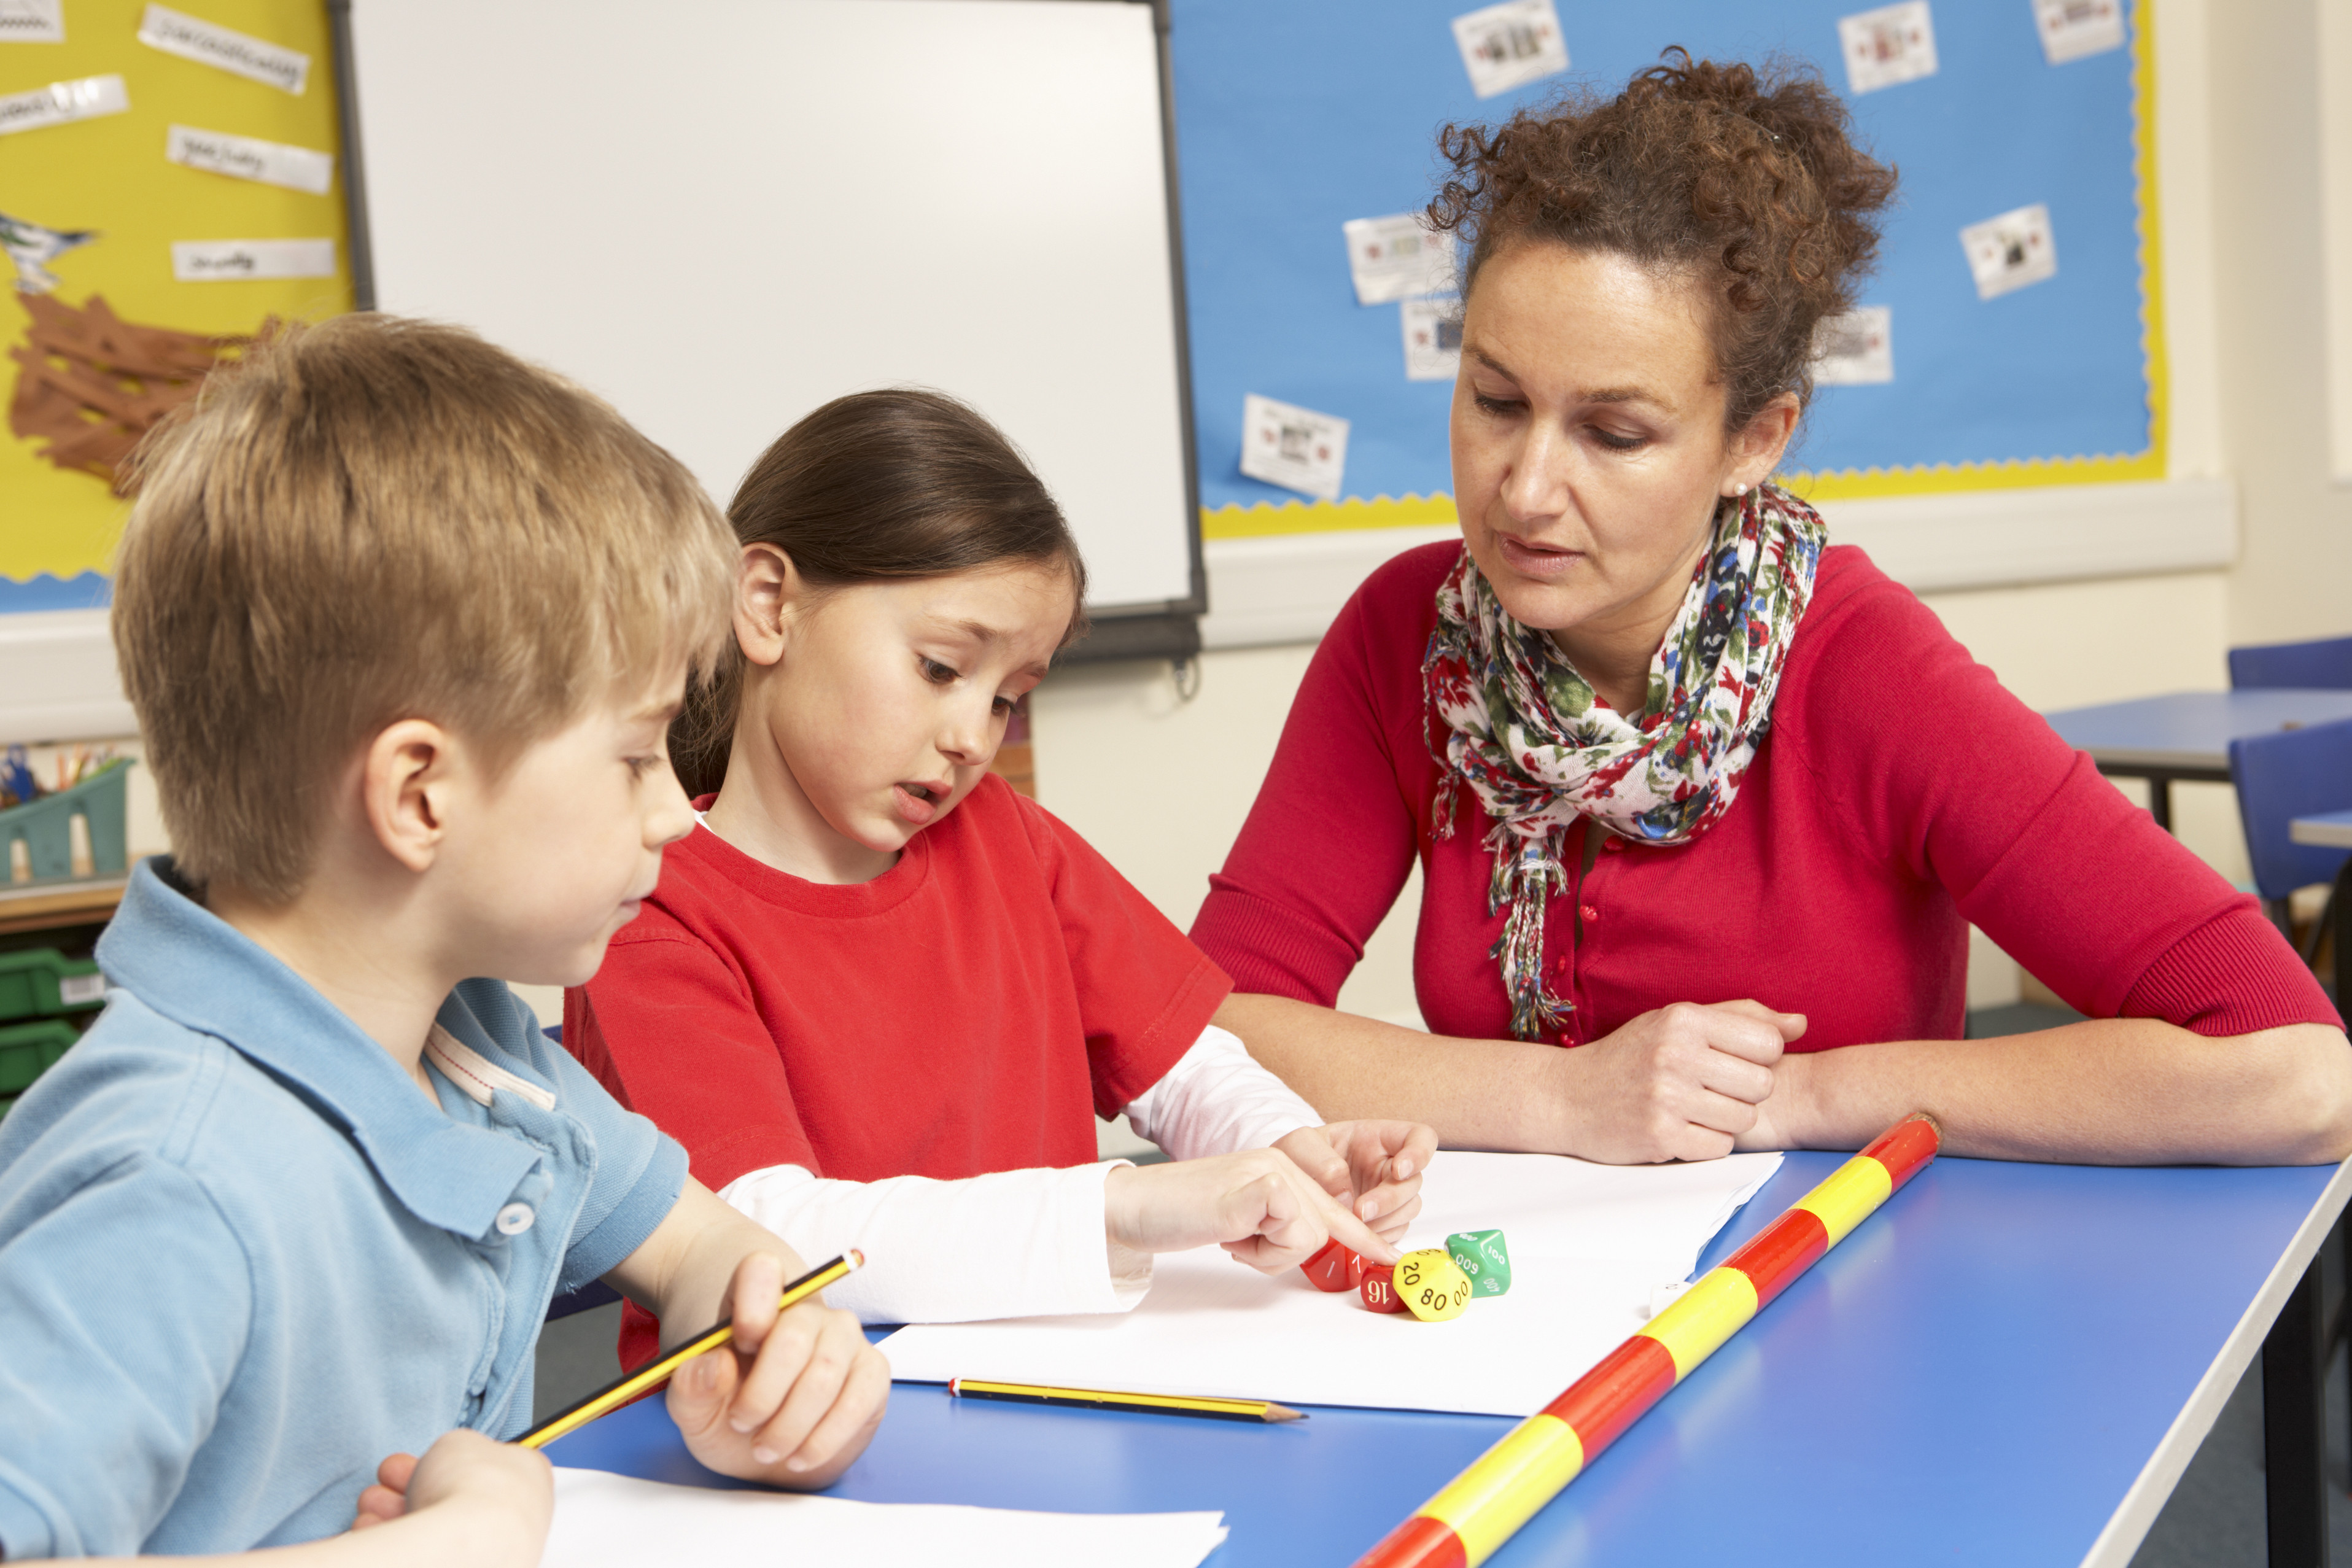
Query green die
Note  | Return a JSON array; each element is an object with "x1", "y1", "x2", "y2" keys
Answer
[{"x1": 1445, "y1": 1230, "x2": 1511, "y2": 1297}]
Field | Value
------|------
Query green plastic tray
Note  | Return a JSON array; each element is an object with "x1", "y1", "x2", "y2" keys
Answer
[
  {"x1": 0, "y1": 948, "x2": 105, "y2": 1022},
  {"x1": 0, "y1": 1017, "x2": 77, "y2": 1095}
]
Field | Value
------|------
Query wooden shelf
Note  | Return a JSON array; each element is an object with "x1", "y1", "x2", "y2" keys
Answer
[{"x1": 0, "y1": 876, "x2": 128, "y2": 937}]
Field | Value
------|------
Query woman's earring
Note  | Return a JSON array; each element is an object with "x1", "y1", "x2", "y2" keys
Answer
[{"x1": 1730, "y1": 482, "x2": 1749, "y2": 497}]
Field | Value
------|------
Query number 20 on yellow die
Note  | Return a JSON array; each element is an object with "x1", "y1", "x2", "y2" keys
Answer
[{"x1": 1394, "y1": 1248, "x2": 1471, "y2": 1322}]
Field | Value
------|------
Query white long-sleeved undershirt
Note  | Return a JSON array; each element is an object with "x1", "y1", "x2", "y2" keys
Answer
[{"x1": 716, "y1": 1023, "x2": 1321, "y2": 1324}]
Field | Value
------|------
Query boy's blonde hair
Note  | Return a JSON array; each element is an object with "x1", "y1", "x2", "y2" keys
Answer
[{"x1": 114, "y1": 313, "x2": 734, "y2": 901}]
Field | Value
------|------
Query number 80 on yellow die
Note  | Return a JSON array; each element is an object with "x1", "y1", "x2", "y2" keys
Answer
[{"x1": 1393, "y1": 1248, "x2": 1472, "y2": 1321}]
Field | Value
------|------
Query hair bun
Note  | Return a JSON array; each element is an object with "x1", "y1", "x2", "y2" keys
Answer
[{"x1": 1430, "y1": 48, "x2": 1898, "y2": 433}]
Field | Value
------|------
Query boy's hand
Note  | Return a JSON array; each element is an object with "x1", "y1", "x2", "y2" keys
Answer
[
  {"x1": 666, "y1": 1250, "x2": 890, "y2": 1490},
  {"x1": 349, "y1": 1429, "x2": 552, "y2": 1561},
  {"x1": 1103, "y1": 1147, "x2": 1401, "y2": 1273},
  {"x1": 1273, "y1": 1121, "x2": 1437, "y2": 1244}
]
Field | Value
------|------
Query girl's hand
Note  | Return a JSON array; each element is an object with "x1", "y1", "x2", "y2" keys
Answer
[
  {"x1": 1103, "y1": 1147, "x2": 1400, "y2": 1273},
  {"x1": 665, "y1": 1251, "x2": 890, "y2": 1489},
  {"x1": 1273, "y1": 1121, "x2": 1437, "y2": 1243},
  {"x1": 349, "y1": 1429, "x2": 552, "y2": 1562}
]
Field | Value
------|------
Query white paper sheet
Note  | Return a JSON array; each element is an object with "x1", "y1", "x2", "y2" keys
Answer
[
  {"x1": 1341, "y1": 212, "x2": 1456, "y2": 306},
  {"x1": 2034, "y1": 0, "x2": 2125, "y2": 65},
  {"x1": 1961, "y1": 203, "x2": 2058, "y2": 300},
  {"x1": 879, "y1": 1151, "x2": 1781, "y2": 1418},
  {"x1": 0, "y1": 74, "x2": 127, "y2": 139},
  {"x1": 138, "y1": 4, "x2": 309, "y2": 95},
  {"x1": 167, "y1": 125, "x2": 335, "y2": 195},
  {"x1": 1238, "y1": 393, "x2": 1349, "y2": 501},
  {"x1": 1839, "y1": 2, "x2": 1938, "y2": 95},
  {"x1": 547, "y1": 1469, "x2": 1228, "y2": 1568},
  {"x1": 1451, "y1": 0, "x2": 1569, "y2": 100},
  {"x1": 1402, "y1": 296, "x2": 1464, "y2": 382},
  {"x1": 1813, "y1": 305, "x2": 1894, "y2": 385},
  {"x1": 0, "y1": 1, "x2": 65, "y2": 44},
  {"x1": 171, "y1": 238, "x2": 337, "y2": 282}
]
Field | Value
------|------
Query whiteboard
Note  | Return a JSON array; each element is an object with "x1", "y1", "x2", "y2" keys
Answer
[{"x1": 343, "y1": 0, "x2": 1203, "y2": 623}]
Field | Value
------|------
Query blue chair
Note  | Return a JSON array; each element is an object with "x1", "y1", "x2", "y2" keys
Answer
[
  {"x1": 2227, "y1": 717, "x2": 2352, "y2": 985},
  {"x1": 2228, "y1": 635, "x2": 2352, "y2": 690}
]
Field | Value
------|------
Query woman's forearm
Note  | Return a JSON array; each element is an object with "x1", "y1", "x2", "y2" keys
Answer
[
  {"x1": 1772, "y1": 1020, "x2": 2352, "y2": 1165},
  {"x1": 1210, "y1": 993, "x2": 1574, "y2": 1151}
]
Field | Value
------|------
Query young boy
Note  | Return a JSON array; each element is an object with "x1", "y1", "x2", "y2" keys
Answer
[{"x1": 0, "y1": 316, "x2": 890, "y2": 1564}]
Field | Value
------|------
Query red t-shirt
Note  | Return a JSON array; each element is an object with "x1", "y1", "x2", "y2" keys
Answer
[
  {"x1": 570, "y1": 775, "x2": 1230, "y2": 1186},
  {"x1": 1190, "y1": 541, "x2": 2338, "y2": 1046},
  {"x1": 570, "y1": 775, "x2": 1230, "y2": 1361}
]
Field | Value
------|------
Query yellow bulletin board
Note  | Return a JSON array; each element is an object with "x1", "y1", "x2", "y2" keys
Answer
[{"x1": 0, "y1": 0, "x2": 350, "y2": 608}]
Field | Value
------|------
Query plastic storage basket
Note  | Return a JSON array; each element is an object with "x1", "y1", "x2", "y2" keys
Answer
[
  {"x1": 0, "y1": 1017, "x2": 77, "y2": 1096},
  {"x1": 0, "y1": 949, "x2": 106, "y2": 1022},
  {"x1": 0, "y1": 759, "x2": 132, "y2": 887}
]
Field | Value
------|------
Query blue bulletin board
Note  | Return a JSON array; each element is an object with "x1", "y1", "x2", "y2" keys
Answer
[{"x1": 1170, "y1": 0, "x2": 2162, "y2": 538}]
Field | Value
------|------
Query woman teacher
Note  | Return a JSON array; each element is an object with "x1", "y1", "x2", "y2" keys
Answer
[{"x1": 1194, "y1": 54, "x2": 2352, "y2": 1166}]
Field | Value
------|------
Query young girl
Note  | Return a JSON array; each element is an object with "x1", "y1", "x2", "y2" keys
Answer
[{"x1": 566, "y1": 389, "x2": 1435, "y2": 1348}]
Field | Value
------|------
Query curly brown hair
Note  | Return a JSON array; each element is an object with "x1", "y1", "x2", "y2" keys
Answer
[{"x1": 1429, "y1": 49, "x2": 1898, "y2": 434}]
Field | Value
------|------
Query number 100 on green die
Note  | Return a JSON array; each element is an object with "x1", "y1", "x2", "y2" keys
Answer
[{"x1": 1445, "y1": 1229, "x2": 1510, "y2": 1296}]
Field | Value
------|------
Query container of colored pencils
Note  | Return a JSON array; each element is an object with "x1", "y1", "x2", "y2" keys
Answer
[
  {"x1": 1354, "y1": 1114, "x2": 1942, "y2": 1568},
  {"x1": 519, "y1": 1250, "x2": 862, "y2": 1449},
  {"x1": 950, "y1": 1377, "x2": 1306, "y2": 1424}
]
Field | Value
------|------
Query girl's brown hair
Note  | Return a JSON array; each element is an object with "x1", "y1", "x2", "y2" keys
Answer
[
  {"x1": 670, "y1": 388, "x2": 1087, "y2": 796},
  {"x1": 1429, "y1": 49, "x2": 1899, "y2": 433}
]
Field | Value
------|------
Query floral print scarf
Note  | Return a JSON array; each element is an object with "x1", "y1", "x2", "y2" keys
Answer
[{"x1": 1423, "y1": 483, "x2": 1827, "y2": 1041}]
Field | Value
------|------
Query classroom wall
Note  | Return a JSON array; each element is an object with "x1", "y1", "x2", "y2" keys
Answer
[{"x1": 2208, "y1": 0, "x2": 2352, "y2": 645}]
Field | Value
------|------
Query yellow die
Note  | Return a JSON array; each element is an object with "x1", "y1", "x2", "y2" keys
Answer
[{"x1": 1393, "y1": 1248, "x2": 1472, "y2": 1322}]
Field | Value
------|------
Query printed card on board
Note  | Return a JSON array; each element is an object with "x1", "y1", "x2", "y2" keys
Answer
[
  {"x1": 0, "y1": 0, "x2": 64, "y2": 44},
  {"x1": 2034, "y1": 0, "x2": 2125, "y2": 64},
  {"x1": 1343, "y1": 214, "x2": 1455, "y2": 306},
  {"x1": 1812, "y1": 306, "x2": 1893, "y2": 385},
  {"x1": 172, "y1": 238, "x2": 337, "y2": 282},
  {"x1": 1960, "y1": 204, "x2": 2057, "y2": 299},
  {"x1": 167, "y1": 126, "x2": 335, "y2": 195},
  {"x1": 139, "y1": 4, "x2": 309, "y2": 94},
  {"x1": 1240, "y1": 394, "x2": 1349, "y2": 502},
  {"x1": 1838, "y1": 2, "x2": 1937, "y2": 95},
  {"x1": 1451, "y1": 0, "x2": 1568, "y2": 100},
  {"x1": 0, "y1": 74, "x2": 127, "y2": 138},
  {"x1": 1402, "y1": 297, "x2": 1464, "y2": 382}
]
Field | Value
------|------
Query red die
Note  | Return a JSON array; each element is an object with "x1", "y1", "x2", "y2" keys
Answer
[
  {"x1": 1300, "y1": 1238, "x2": 1359, "y2": 1292},
  {"x1": 1357, "y1": 1261, "x2": 1409, "y2": 1314}
]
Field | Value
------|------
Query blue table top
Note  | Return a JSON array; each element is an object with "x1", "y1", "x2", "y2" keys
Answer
[
  {"x1": 2044, "y1": 688, "x2": 2352, "y2": 770},
  {"x1": 548, "y1": 1152, "x2": 2345, "y2": 1567}
]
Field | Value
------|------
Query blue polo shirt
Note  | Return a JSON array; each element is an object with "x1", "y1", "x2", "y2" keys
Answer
[{"x1": 0, "y1": 860, "x2": 689, "y2": 1558}]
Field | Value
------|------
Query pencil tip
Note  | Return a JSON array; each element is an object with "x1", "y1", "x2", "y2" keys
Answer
[{"x1": 1266, "y1": 1402, "x2": 1307, "y2": 1422}]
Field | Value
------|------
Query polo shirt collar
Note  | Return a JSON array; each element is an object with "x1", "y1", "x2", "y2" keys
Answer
[{"x1": 96, "y1": 858, "x2": 540, "y2": 1240}]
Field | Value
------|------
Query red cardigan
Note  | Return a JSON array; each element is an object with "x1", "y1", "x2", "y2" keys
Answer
[{"x1": 1190, "y1": 542, "x2": 2337, "y2": 1048}]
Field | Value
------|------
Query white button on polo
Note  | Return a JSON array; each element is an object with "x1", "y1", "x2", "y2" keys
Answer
[{"x1": 495, "y1": 1203, "x2": 535, "y2": 1236}]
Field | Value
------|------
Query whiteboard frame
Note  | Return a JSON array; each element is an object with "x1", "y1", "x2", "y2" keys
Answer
[{"x1": 325, "y1": 0, "x2": 1206, "y2": 666}]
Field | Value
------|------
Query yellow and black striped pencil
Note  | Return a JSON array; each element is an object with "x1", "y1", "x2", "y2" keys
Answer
[
  {"x1": 949, "y1": 1376, "x2": 1306, "y2": 1423},
  {"x1": 521, "y1": 1251, "x2": 862, "y2": 1449}
]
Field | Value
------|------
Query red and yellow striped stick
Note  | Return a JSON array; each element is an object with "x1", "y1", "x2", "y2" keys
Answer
[{"x1": 1354, "y1": 1113, "x2": 1942, "y2": 1568}]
